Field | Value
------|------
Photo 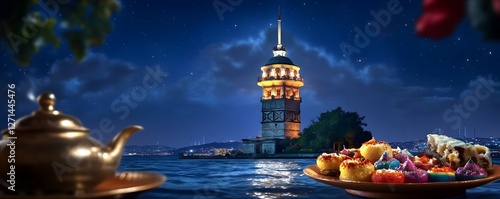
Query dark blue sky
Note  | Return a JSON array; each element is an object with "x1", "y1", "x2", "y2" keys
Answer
[{"x1": 2, "y1": 0, "x2": 500, "y2": 148}]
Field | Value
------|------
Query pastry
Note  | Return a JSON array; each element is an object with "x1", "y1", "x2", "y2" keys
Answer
[
  {"x1": 371, "y1": 169, "x2": 405, "y2": 184},
  {"x1": 426, "y1": 134, "x2": 492, "y2": 169},
  {"x1": 339, "y1": 158, "x2": 375, "y2": 182},
  {"x1": 316, "y1": 153, "x2": 350, "y2": 176},
  {"x1": 360, "y1": 138, "x2": 393, "y2": 164}
]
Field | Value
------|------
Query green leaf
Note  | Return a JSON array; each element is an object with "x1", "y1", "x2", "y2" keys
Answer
[
  {"x1": 66, "y1": 32, "x2": 87, "y2": 62},
  {"x1": 1, "y1": 0, "x2": 121, "y2": 66}
]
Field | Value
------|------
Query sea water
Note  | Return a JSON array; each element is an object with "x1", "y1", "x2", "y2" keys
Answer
[{"x1": 118, "y1": 157, "x2": 500, "y2": 199}]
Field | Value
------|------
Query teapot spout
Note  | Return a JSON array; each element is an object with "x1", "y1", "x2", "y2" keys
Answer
[{"x1": 107, "y1": 125, "x2": 143, "y2": 159}]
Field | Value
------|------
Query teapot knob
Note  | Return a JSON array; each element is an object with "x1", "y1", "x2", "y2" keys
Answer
[{"x1": 38, "y1": 93, "x2": 56, "y2": 112}]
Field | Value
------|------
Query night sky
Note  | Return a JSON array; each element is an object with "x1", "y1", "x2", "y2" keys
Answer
[{"x1": 1, "y1": 0, "x2": 500, "y2": 148}]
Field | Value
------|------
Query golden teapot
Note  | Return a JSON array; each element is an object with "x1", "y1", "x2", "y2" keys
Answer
[{"x1": 0, "y1": 93, "x2": 142, "y2": 193}]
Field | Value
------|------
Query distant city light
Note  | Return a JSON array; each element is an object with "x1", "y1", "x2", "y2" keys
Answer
[{"x1": 189, "y1": 149, "x2": 193, "y2": 153}]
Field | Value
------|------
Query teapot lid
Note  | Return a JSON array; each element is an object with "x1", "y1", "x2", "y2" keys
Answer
[{"x1": 14, "y1": 93, "x2": 88, "y2": 132}]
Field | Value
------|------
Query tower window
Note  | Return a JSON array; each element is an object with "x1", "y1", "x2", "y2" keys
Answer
[{"x1": 276, "y1": 89, "x2": 281, "y2": 97}]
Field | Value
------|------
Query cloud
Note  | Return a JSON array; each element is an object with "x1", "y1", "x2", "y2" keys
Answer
[
  {"x1": 448, "y1": 75, "x2": 500, "y2": 132},
  {"x1": 200, "y1": 28, "x2": 403, "y2": 107},
  {"x1": 15, "y1": 53, "x2": 171, "y2": 124},
  {"x1": 434, "y1": 87, "x2": 454, "y2": 93},
  {"x1": 198, "y1": 27, "x2": 500, "y2": 141},
  {"x1": 44, "y1": 53, "x2": 138, "y2": 99},
  {"x1": 176, "y1": 75, "x2": 218, "y2": 105}
]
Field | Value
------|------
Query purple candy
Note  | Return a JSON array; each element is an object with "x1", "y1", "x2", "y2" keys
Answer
[
  {"x1": 399, "y1": 158, "x2": 428, "y2": 183},
  {"x1": 456, "y1": 158, "x2": 488, "y2": 181},
  {"x1": 394, "y1": 148, "x2": 414, "y2": 163}
]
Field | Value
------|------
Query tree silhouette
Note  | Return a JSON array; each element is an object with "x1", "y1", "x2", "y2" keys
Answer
[
  {"x1": 280, "y1": 107, "x2": 372, "y2": 153},
  {"x1": 0, "y1": 0, "x2": 120, "y2": 66}
]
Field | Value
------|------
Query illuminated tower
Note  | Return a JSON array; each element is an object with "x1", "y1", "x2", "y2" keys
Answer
[
  {"x1": 258, "y1": 8, "x2": 304, "y2": 140},
  {"x1": 242, "y1": 7, "x2": 304, "y2": 155}
]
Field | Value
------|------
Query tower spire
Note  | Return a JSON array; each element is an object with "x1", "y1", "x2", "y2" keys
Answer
[
  {"x1": 278, "y1": 6, "x2": 281, "y2": 47},
  {"x1": 273, "y1": 6, "x2": 286, "y2": 57}
]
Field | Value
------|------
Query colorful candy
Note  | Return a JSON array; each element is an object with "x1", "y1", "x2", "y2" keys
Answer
[
  {"x1": 456, "y1": 158, "x2": 488, "y2": 181},
  {"x1": 374, "y1": 151, "x2": 400, "y2": 170},
  {"x1": 393, "y1": 148, "x2": 413, "y2": 163},
  {"x1": 428, "y1": 166, "x2": 456, "y2": 182},
  {"x1": 398, "y1": 158, "x2": 428, "y2": 183}
]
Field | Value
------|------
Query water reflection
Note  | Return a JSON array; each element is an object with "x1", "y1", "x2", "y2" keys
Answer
[{"x1": 247, "y1": 160, "x2": 301, "y2": 198}]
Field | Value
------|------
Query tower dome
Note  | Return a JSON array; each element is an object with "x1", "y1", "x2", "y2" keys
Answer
[{"x1": 265, "y1": 56, "x2": 294, "y2": 65}]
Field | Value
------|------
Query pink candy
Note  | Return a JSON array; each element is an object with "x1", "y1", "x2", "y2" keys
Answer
[
  {"x1": 399, "y1": 157, "x2": 428, "y2": 183},
  {"x1": 456, "y1": 158, "x2": 488, "y2": 181}
]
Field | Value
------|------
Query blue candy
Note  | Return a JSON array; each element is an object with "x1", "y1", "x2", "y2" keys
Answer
[{"x1": 374, "y1": 151, "x2": 400, "y2": 170}]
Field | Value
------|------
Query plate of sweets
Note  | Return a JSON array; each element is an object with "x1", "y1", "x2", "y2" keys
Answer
[{"x1": 303, "y1": 134, "x2": 500, "y2": 199}]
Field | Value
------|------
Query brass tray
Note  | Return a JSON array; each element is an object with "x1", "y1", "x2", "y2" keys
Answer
[
  {"x1": 304, "y1": 164, "x2": 500, "y2": 199},
  {"x1": 0, "y1": 171, "x2": 166, "y2": 199}
]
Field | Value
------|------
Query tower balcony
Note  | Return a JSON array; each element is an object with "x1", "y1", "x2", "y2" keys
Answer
[
  {"x1": 257, "y1": 77, "x2": 304, "y2": 88},
  {"x1": 257, "y1": 76, "x2": 304, "y2": 82},
  {"x1": 261, "y1": 95, "x2": 302, "y2": 101}
]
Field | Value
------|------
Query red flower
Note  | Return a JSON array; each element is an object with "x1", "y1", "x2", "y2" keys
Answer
[
  {"x1": 493, "y1": 0, "x2": 500, "y2": 14},
  {"x1": 416, "y1": 0, "x2": 466, "y2": 39}
]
